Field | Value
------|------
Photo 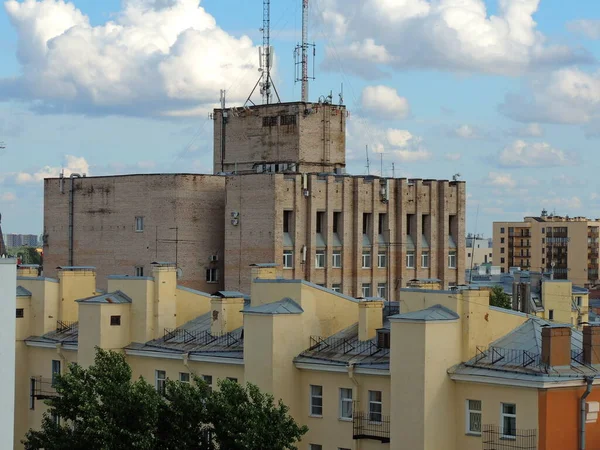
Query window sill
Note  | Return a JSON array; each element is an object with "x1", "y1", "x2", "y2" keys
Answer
[
  {"x1": 315, "y1": 267, "x2": 325, "y2": 270},
  {"x1": 465, "y1": 433, "x2": 481, "y2": 437},
  {"x1": 283, "y1": 267, "x2": 294, "y2": 270},
  {"x1": 500, "y1": 436, "x2": 517, "y2": 441},
  {"x1": 309, "y1": 414, "x2": 323, "y2": 419},
  {"x1": 135, "y1": 230, "x2": 144, "y2": 233},
  {"x1": 339, "y1": 417, "x2": 352, "y2": 422},
  {"x1": 361, "y1": 267, "x2": 371, "y2": 270},
  {"x1": 206, "y1": 281, "x2": 219, "y2": 284}
]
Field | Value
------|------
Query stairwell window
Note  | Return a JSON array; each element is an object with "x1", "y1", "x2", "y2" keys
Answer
[
  {"x1": 332, "y1": 250, "x2": 342, "y2": 268},
  {"x1": 155, "y1": 370, "x2": 166, "y2": 394},
  {"x1": 368, "y1": 390, "x2": 383, "y2": 423},
  {"x1": 135, "y1": 266, "x2": 144, "y2": 277},
  {"x1": 339, "y1": 388, "x2": 353, "y2": 420},
  {"x1": 283, "y1": 250, "x2": 294, "y2": 269},
  {"x1": 310, "y1": 385, "x2": 323, "y2": 417},
  {"x1": 135, "y1": 216, "x2": 144, "y2": 232},
  {"x1": 501, "y1": 403, "x2": 517, "y2": 438},
  {"x1": 362, "y1": 283, "x2": 372, "y2": 298},
  {"x1": 421, "y1": 251, "x2": 430, "y2": 268},
  {"x1": 448, "y1": 251, "x2": 457, "y2": 269},
  {"x1": 465, "y1": 399, "x2": 482, "y2": 435},
  {"x1": 406, "y1": 251, "x2": 415, "y2": 268},
  {"x1": 362, "y1": 250, "x2": 371, "y2": 268},
  {"x1": 315, "y1": 250, "x2": 325, "y2": 268}
]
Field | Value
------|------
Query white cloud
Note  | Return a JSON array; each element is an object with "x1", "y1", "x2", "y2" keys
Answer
[
  {"x1": 567, "y1": 19, "x2": 600, "y2": 40},
  {"x1": 0, "y1": 192, "x2": 16, "y2": 202},
  {"x1": 455, "y1": 125, "x2": 476, "y2": 139},
  {"x1": 318, "y1": 0, "x2": 589, "y2": 77},
  {"x1": 361, "y1": 86, "x2": 410, "y2": 120},
  {"x1": 16, "y1": 155, "x2": 90, "y2": 183},
  {"x1": 540, "y1": 196, "x2": 583, "y2": 210},
  {"x1": 393, "y1": 148, "x2": 431, "y2": 162},
  {"x1": 508, "y1": 123, "x2": 544, "y2": 137},
  {"x1": 488, "y1": 172, "x2": 517, "y2": 189},
  {"x1": 495, "y1": 140, "x2": 574, "y2": 168},
  {"x1": 445, "y1": 153, "x2": 462, "y2": 161},
  {"x1": 2, "y1": 0, "x2": 259, "y2": 116}
]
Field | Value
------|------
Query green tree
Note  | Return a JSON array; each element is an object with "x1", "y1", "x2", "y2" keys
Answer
[{"x1": 489, "y1": 285, "x2": 512, "y2": 309}]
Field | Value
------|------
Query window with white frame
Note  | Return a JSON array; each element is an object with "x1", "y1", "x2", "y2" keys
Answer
[
  {"x1": 283, "y1": 250, "x2": 294, "y2": 269},
  {"x1": 206, "y1": 268, "x2": 219, "y2": 283},
  {"x1": 339, "y1": 388, "x2": 353, "y2": 420},
  {"x1": 368, "y1": 390, "x2": 383, "y2": 423},
  {"x1": 406, "y1": 251, "x2": 415, "y2": 268},
  {"x1": 179, "y1": 372, "x2": 190, "y2": 383},
  {"x1": 309, "y1": 445, "x2": 322, "y2": 450},
  {"x1": 377, "y1": 283, "x2": 387, "y2": 299},
  {"x1": 332, "y1": 250, "x2": 342, "y2": 268},
  {"x1": 465, "y1": 399, "x2": 482, "y2": 435},
  {"x1": 315, "y1": 250, "x2": 325, "y2": 268},
  {"x1": 501, "y1": 403, "x2": 517, "y2": 438},
  {"x1": 421, "y1": 251, "x2": 430, "y2": 268},
  {"x1": 448, "y1": 251, "x2": 457, "y2": 268},
  {"x1": 155, "y1": 370, "x2": 166, "y2": 394},
  {"x1": 310, "y1": 385, "x2": 323, "y2": 416},
  {"x1": 362, "y1": 283, "x2": 372, "y2": 298},
  {"x1": 378, "y1": 251, "x2": 387, "y2": 268},
  {"x1": 331, "y1": 283, "x2": 341, "y2": 293},
  {"x1": 362, "y1": 250, "x2": 371, "y2": 268},
  {"x1": 135, "y1": 216, "x2": 144, "y2": 232}
]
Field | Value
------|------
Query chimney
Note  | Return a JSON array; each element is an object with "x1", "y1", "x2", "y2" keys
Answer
[
  {"x1": 17, "y1": 265, "x2": 40, "y2": 277},
  {"x1": 583, "y1": 324, "x2": 600, "y2": 365},
  {"x1": 250, "y1": 263, "x2": 278, "y2": 281},
  {"x1": 151, "y1": 262, "x2": 177, "y2": 338},
  {"x1": 541, "y1": 325, "x2": 572, "y2": 367},
  {"x1": 57, "y1": 266, "x2": 96, "y2": 322},
  {"x1": 211, "y1": 294, "x2": 245, "y2": 335},
  {"x1": 358, "y1": 300, "x2": 384, "y2": 341}
]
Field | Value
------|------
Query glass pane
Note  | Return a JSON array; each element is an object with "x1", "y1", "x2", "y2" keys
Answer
[
  {"x1": 311, "y1": 385, "x2": 322, "y2": 396},
  {"x1": 469, "y1": 412, "x2": 481, "y2": 432},
  {"x1": 503, "y1": 417, "x2": 516, "y2": 436},
  {"x1": 503, "y1": 403, "x2": 516, "y2": 415},
  {"x1": 369, "y1": 391, "x2": 382, "y2": 402},
  {"x1": 468, "y1": 400, "x2": 481, "y2": 411}
]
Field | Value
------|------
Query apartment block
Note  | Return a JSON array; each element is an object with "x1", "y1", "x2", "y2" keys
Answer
[
  {"x1": 12, "y1": 263, "x2": 600, "y2": 450},
  {"x1": 493, "y1": 212, "x2": 600, "y2": 286},
  {"x1": 466, "y1": 235, "x2": 493, "y2": 268}
]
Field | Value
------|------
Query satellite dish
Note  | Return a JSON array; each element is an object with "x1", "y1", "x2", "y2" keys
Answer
[{"x1": 176, "y1": 268, "x2": 183, "y2": 279}]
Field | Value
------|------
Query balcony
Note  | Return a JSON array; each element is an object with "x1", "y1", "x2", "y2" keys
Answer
[
  {"x1": 482, "y1": 425, "x2": 537, "y2": 450},
  {"x1": 353, "y1": 411, "x2": 390, "y2": 443},
  {"x1": 30, "y1": 376, "x2": 58, "y2": 400}
]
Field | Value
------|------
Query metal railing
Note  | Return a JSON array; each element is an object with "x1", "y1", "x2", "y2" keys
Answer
[
  {"x1": 162, "y1": 328, "x2": 242, "y2": 348},
  {"x1": 308, "y1": 336, "x2": 387, "y2": 356},
  {"x1": 473, "y1": 346, "x2": 544, "y2": 370},
  {"x1": 352, "y1": 411, "x2": 390, "y2": 443},
  {"x1": 30, "y1": 376, "x2": 57, "y2": 399},
  {"x1": 56, "y1": 320, "x2": 77, "y2": 333},
  {"x1": 482, "y1": 425, "x2": 537, "y2": 449}
]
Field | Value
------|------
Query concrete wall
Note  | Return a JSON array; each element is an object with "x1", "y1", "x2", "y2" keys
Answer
[{"x1": 1, "y1": 260, "x2": 16, "y2": 450}]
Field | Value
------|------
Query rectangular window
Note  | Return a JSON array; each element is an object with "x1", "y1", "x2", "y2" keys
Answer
[
  {"x1": 362, "y1": 250, "x2": 371, "y2": 268},
  {"x1": 315, "y1": 250, "x2": 325, "y2": 268},
  {"x1": 500, "y1": 247, "x2": 505, "y2": 254},
  {"x1": 421, "y1": 251, "x2": 430, "y2": 268},
  {"x1": 363, "y1": 213, "x2": 372, "y2": 236},
  {"x1": 30, "y1": 378, "x2": 35, "y2": 410},
  {"x1": 262, "y1": 116, "x2": 278, "y2": 127},
  {"x1": 406, "y1": 214, "x2": 414, "y2": 236},
  {"x1": 309, "y1": 445, "x2": 322, "y2": 450},
  {"x1": 501, "y1": 257, "x2": 505, "y2": 264},
  {"x1": 179, "y1": 372, "x2": 190, "y2": 383},
  {"x1": 501, "y1": 237, "x2": 505, "y2": 244},
  {"x1": 448, "y1": 251, "x2": 457, "y2": 269},
  {"x1": 368, "y1": 390, "x2": 383, "y2": 423},
  {"x1": 406, "y1": 251, "x2": 415, "y2": 268},
  {"x1": 339, "y1": 388, "x2": 353, "y2": 420},
  {"x1": 549, "y1": 309, "x2": 554, "y2": 320},
  {"x1": 280, "y1": 114, "x2": 296, "y2": 126},
  {"x1": 155, "y1": 370, "x2": 166, "y2": 394},
  {"x1": 310, "y1": 385, "x2": 323, "y2": 416},
  {"x1": 16, "y1": 308, "x2": 24, "y2": 318},
  {"x1": 51, "y1": 360, "x2": 61, "y2": 386},
  {"x1": 468, "y1": 252, "x2": 471, "y2": 258},
  {"x1": 333, "y1": 211, "x2": 342, "y2": 235},
  {"x1": 576, "y1": 296, "x2": 583, "y2": 307},
  {"x1": 135, "y1": 266, "x2": 144, "y2": 277},
  {"x1": 542, "y1": 227, "x2": 545, "y2": 234},
  {"x1": 500, "y1": 227, "x2": 505, "y2": 233},
  {"x1": 202, "y1": 375, "x2": 213, "y2": 391},
  {"x1": 283, "y1": 210, "x2": 292, "y2": 233},
  {"x1": 331, "y1": 284, "x2": 341, "y2": 293},
  {"x1": 378, "y1": 214, "x2": 387, "y2": 235},
  {"x1": 206, "y1": 268, "x2": 219, "y2": 283},
  {"x1": 110, "y1": 315, "x2": 121, "y2": 326},
  {"x1": 135, "y1": 216, "x2": 144, "y2": 232},
  {"x1": 362, "y1": 283, "x2": 372, "y2": 298},
  {"x1": 316, "y1": 211, "x2": 325, "y2": 234},
  {"x1": 283, "y1": 250, "x2": 294, "y2": 269},
  {"x1": 332, "y1": 250, "x2": 342, "y2": 268},
  {"x1": 377, "y1": 283, "x2": 387, "y2": 299},
  {"x1": 466, "y1": 399, "x2": 482, "y2": 435},
  {"x1": 501, "y1": 403, "x2": 517, "y2": 438},
  {"x1": 378, "y1": 251, "x2": 387, "y2": 268}
]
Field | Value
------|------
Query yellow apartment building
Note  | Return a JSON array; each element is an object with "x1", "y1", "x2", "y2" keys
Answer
[
  {"x1": 493, "y1": 211, "x2": 600, "y2": 286},
  {"x1": 13, "y1": 263, "x2": 600, "y2": 450}
]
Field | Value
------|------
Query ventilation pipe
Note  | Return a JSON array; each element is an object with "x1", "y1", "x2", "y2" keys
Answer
[
  {"x1": 581, "y1": 377, "x2": 594, "y2": 450},
  {"x1": 68, "y1": 174, "x2": 81, "y2": 266}
]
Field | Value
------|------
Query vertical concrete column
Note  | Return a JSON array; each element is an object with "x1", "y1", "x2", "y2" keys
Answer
[
  {"x1": 415, "y1": 180, "x2": 423, "y2": 280},
  {"x1": 439, "y1": 181, "x2": 450, "y2": 288},
  {"x1": 352, "y1": 177, "x2": 362, "y2": 297}
]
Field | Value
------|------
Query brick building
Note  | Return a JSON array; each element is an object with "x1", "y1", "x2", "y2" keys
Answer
[{"x1": 43, "y1": 101, "x2": 466, "y2": 296}]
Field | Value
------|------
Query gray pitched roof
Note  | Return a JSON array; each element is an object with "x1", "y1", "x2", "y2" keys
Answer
[
  {"x1": 214, "y1": 291, "x2": 250, "y2": 300},
  {"x1": 16, "y1": 286, "x2": 32, "y2": 297},
  {"x1": 76, "y1": 291, "x2": 132, "y2": 304},
  {"x1": 389, "y1": 304, "x2": 459, "y2": 322},
  {"x1": 243, "y1": 298, "x2": 303, "y2": 315}
]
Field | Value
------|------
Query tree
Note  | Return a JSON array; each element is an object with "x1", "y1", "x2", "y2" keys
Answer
[{"x1": 489, "y1": 285, "x2": 512, "y2": 310}]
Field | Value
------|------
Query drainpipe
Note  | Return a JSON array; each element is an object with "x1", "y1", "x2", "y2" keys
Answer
[
  {"x1": 348, "y1": 361, "x2": 361, "y2": 450},
  {"x1": 68, "y1": 174, "x2": 81, "y2": 266},
  {"x1": 581, "y1": 377, "x2": 594, "y2": 450}
]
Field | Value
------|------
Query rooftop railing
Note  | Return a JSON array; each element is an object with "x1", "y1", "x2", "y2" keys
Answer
[{"x1": 353, "y1": 409, "x2": 390, "y2": 443}]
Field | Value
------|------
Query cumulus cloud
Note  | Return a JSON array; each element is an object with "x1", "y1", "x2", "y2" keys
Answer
[
  {"x1": 360, "y1": 86, "x2": 410, "y2": 120},
  {"x1": 507, "y1": 123, "x2": 544, "y2": 137},
  {"x1": 317, "y1": 0, "x2": 589, "y2": 77},
  {"x1": 540, "y1": 196, "x2": 583, "y2": 210},
  {"x1": 0, "y1": 192, "x2": 16, "y2": 202},
  {"x1": 495, "y1": 140, "x2": 574, "y2": 168},
  {"x1": 488, "y1": 172, "x2": 517, "y2": 189},
  {"x1": 2, "y1": 0, "x2": 259, "y2": 116},
  {"x1": 567, "y1": 20, "x2": 600, "y2": 40},
  {"x1": 16, "y1": 155, "x2": 90, "y2": 183}
]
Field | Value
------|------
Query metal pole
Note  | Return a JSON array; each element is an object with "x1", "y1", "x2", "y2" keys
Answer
[
  {"x1": 263, "y1": 0, "x2": 271, "y2": 104},
  {"x1": 301, "y1": 0, "x2": 309, "y2": 102}
]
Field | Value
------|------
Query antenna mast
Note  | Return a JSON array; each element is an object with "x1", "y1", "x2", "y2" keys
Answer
[
  {"x1": 365, "y1": 145, "x2": 371, "y2": 175},
  {"x1": 295, "y1": 0, "x2": 315, "y2": 102}
]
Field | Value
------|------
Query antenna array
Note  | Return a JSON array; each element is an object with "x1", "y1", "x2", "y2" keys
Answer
[{"x1": 295, "y1": 0, "x2": 315, "y2": 102}]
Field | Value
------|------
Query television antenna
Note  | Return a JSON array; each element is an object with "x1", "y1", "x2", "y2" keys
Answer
[
  {"x1": 365, "y1": 145, "x2": 371, "y2": 175},
  {"x1": 294, "y1": 0, "x2": 315, "y2": 102}
]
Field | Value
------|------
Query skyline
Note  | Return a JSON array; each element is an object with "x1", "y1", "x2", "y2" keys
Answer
[{"x1": 1, "y1": 0, "x2": 600, "y2": 235}]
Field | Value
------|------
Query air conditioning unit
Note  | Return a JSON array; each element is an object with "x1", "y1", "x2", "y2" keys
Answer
[{"x1": 210, "y1": 255, "x2": 218, "y2": 262}]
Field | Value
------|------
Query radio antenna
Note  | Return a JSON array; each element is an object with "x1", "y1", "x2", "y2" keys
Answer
[{"x1": 295, "y1": 0, "x2": 315, "y2": 102}]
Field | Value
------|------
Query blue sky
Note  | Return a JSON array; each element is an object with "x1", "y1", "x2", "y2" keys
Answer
[{"x1": 1, "y1": 0, "x2": 600, "y2": 236}]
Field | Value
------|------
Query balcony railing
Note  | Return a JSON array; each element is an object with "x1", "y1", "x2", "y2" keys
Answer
[
  {"x1": 482, "y1": 425, "x2": 537, "y2": 450},
  {"x1": 353, "y1": 411, "x2": 390, "y2": 443},
  {"x1": 56, "y1": 320, "x2": 77, "y2": 333},
  {"x1": 30, "y1": 376, "x2": 57, "y2": 400}
]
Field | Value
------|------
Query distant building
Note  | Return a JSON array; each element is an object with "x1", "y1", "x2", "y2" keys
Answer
[
  {"x1": 465, "y1": 234, "x2": 493, "y2": 267},
  {"x1": 493, "y1": 211, "x2": 600, "y2": 286},
  {"x1": 0, "y1": 214, "x2": 6, "y2": 256},
  {"x1": 3, "y1": 234, "x2": 38, "y2": 248}
]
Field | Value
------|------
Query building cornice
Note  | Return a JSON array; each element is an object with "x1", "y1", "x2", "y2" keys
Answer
[
  {"x1": 295, "y1": 362, "x2": 389, "y2": 376},
  {"x1": 450, "y1": 373, "x2": 600, "y2": 389},
  {"x1": 125, "y1": 349, "x2": 244, "y2": 365},
  {"x1": 25, "y1": 341, "x2": 77, "y2": 351}
]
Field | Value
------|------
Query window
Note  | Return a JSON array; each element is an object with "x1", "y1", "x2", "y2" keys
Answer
[
  {"x1": 110, "y1": 315, "x2": 121, "y2": 326},
  {"x1": 378, "y1": 251, "x2": 387, "y2": 268},
  {"x1": 501, "y1": 257, "x2": 505, "y2": 264},
  {"x1": 155, "y1": 370, "x2": 166, "y2": 394},
  {"x1": 51, "y1": 412, "x2": 60, "y2": 426},
  {"x1": 262, "y1": 116, "x2": 278, "y2": 127},
  {"x1": 206, "y1": 268, "x2": 219, "y2": 283},
  {"x1": 316, "y1": 211, "x2": 325, "y2": 234},
  {"x1": 331, "y1": 284, "x2": 341, "y2": 293},
  {"x1": 362, "y1": 250, "x2": 371, "y2": 268},
  {"x1": 51, "y1": 360, "x2": 61, "y2": 386},
  {"x1": 406, "y1": 214, "x2": 414, "y2": 236},
  {"x1": 466, "y1": 399, "x2": 482, "y2": 435},
  {"x1": 283, "y1": 250, "x2": 294, "y2": 269},
  {"x1": 280, "y1": 114, "x2": 296, "y2": 126},
  {"x1": 310, "y1": 385, "x2": 323, "y2": 416},
  {"x1": 500, "y1": 227, "x2": 505, "y2": 233},
  {"x1": 16, "y1": 308, "x2": 24, "y2": 318},
  {"x1": 363, "y1": 213, "x2": 371, "y2": 236},
  {"x1": 406, "y1": 251, "x2": 415, "y2": 268},
  {"x1": 309, "y1": 445, "x2": 322, "y2": 450},
  {"x1": 30, "y1": 378, "x2": 35, "y2": 410},
  {"x1": 332, "y1": 250, "x2": 342, "y2": 268},
  {"x1": 448, "y1": 251, "x2": 457, "y2": 269},
  {"x1": 315, "y1": 250, "x2": 325, "y2": 268},
  {"x1": 549, "y1": 310, "x2": 554, "y2": 320},
  {"x1": 202, "y1": 375, "x2": 213, "y2": 391},
  {"x1": 333, "y1": 211, "x2": 342, "y2": 234},
  {"x1": 501, "y1": 403, "x2": 517, "y2": 438},
  {"x1": 421, "y1": 251, "x2": 430, "y2": 268},
  {"x1": 378, "y1": 214, "x2": 387, "y2": 235},
  {"x1": 542, "y1": 227, "x2": 545, "y2": 234},
  {"x1": 362, "y1": 283, "x2": 372, "y2": 298},
  {"x1": 135, "y1": 266, "x2": 144, "y2": 277},
  {"x1": 542, "y1": 238, "x2": 545, "y2": 244},
  {"x1": 179, "y1": 372, "x2": 190, "y2": 383},
  {"x1": 377, "y1": 283, "x2": 387, "y2": 299},
  {"x1": 227, "y1": 377, "x2": 238, "y2": 383},
  {"x1": 501, "y1": 237, "x2": 505, "y2": 244},
  {"x1": 283, "y1": 210, "x2": 292, "y2": 233},
  {"x1": 468, "y1": 252, "x2": 471, "y2": 258},
  {"x1": 135, "y1": 216, "x2": 144, "y2": 232},
  {"x1": 339, "y1": 388, "x2": 353, "y2": 420},
  {"x1": 500, "y1": 247, "x2": 505, "y2": 254},
  {"x1": 576, "y1": 296, "x2": 583, "y2": 307},
  {"x1": 368, "y1": 390, "x2": 383, "y2": 423}
]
